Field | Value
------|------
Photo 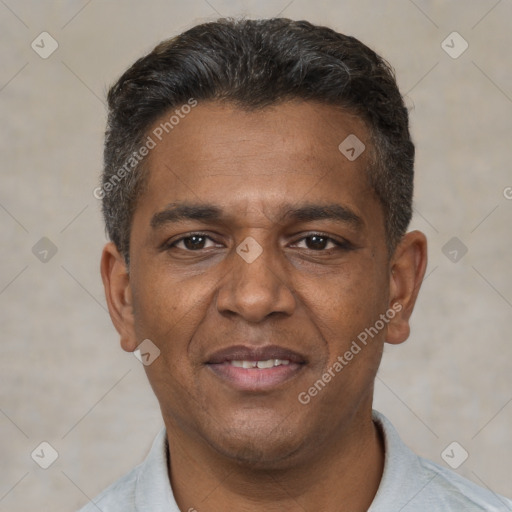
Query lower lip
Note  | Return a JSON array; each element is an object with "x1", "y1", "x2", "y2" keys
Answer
[{"x1": 206, "y1": 362, "x2": 304, "y2": 391}]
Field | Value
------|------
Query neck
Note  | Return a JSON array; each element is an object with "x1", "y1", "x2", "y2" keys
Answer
[{"x1": 165, "y1": 408, "x2": 385, "y2": 512}]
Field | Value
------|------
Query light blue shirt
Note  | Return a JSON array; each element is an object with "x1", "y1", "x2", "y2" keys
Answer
[{"x1": 77, "y1": 410, "x2": 512, "y2": 511}]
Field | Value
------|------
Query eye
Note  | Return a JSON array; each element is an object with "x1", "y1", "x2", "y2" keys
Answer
[
  {"x1": 168, "y1": 233, "x2": 218, "y2": 251},
  {"x1": 165, "y1": 232, "x2": 351, "y2": 253},
  {"x1": 292, "y1": 234, "x2": 348, "y2": 251}
]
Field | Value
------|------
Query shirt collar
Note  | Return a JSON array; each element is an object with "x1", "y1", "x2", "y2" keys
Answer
[
  {"x1": 368, "y1": 409, "x2": 426, "y2": 511},
  {"x1": 134, "y1": 427, "x2": 179, "y2": 511}
]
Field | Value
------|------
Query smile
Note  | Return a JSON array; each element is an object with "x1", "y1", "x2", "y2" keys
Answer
[
  {"x1": 227, "y1": 359, "x2": 291, "y2": 369},
  {"x1": 205, "y1": 344, "x2": 306, "y2": 391},
  {"x1": 207, "y1": 359, "x2": 304, "y2": 391}
]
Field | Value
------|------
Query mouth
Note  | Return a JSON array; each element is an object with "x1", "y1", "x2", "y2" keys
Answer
[{"x1": 205, "y1": 345, "x2": 307, "y2": 391}]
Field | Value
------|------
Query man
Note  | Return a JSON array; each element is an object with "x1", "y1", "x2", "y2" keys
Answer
[{"x1": 81, "y1": 18, "x2": 511, "y2": 512}]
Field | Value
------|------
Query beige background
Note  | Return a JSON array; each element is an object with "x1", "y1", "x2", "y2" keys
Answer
[{"x1": 1, "y1": 1, "x2": 511, "y2": 510}]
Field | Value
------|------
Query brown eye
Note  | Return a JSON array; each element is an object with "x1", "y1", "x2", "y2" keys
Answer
[
  {"x1": 293, "y1": 234, "x2": 343, "y2": 251},
  {"x1": 183, "y1": 235, "x2": 207, "y2": 250},
  {"x1": 169, "y1": 233, "x2": 217, "y2": 251},
  {"x1": 305, "y1": 235, "x2": 330, "y2": 250}
]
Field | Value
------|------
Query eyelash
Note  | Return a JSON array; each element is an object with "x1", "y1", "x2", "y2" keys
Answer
[{"x1": 165, "y1": 232, "x2": 352, "y2": 252}]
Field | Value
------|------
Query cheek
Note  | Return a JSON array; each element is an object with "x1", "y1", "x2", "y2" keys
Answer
[
  {"x1": 131, "y1": 259, "x2": 211, "y2": 339},
  {"x1": 131, "y1": 283, "x2": 176, "y2": 341},
  {"x1": 311, "y1": 262, "x2": 386, "y2": 325},
  {"x1": 129, "y1": 266, "x2": 217, "y2": 404},
  {"x1": 303, "y1": 272, "x2": 387, "y2": 414},
  {"x1": 306, "y1": 262, "x2": 389, "y2": 370},
  {"x1": 132, "y1": 269, "x2": 206, "y2": 411}
]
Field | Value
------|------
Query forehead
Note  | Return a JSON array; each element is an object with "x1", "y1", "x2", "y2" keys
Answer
[
  {"x1": 146, "y1": 99, "x2": 370, "y2": 172},
  {"x1": 135, "y1": 100, "x2": 382, "y2": 234}
]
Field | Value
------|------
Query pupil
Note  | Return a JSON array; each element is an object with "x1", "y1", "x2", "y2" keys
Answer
[
  {"x1": 185, "y1": 236, "x2": 204, "y2": 250},
  {"x1": 309, "y1": 235, "x2": 326, "y2": 250}
]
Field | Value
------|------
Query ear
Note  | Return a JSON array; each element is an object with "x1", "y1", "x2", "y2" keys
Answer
[
  {"x1": 386, "y1": 230, "x2": 428, "y2": 345},
  {"x1": 100, "y1": 242, "x2": 138, "y2": 352}
]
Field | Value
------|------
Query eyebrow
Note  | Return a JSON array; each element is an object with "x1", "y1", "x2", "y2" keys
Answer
[{"x1": 150, "y1": 202, "x2": 363, "y2": 229}]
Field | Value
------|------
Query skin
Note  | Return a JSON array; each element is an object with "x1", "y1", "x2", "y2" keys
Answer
[{"x1": 101, "y1": 100, "x2": 427, "y2": 512}]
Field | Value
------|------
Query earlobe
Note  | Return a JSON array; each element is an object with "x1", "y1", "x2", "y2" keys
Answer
[
  {"x1": 100, "y1": 243, "x2": 138, "y2": 352},
  {"x1": 386, "y1": 230, "x2": 428, "y2": 345}
]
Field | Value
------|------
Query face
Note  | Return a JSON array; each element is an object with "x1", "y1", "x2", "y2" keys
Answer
[{"x1": 102, "y1": 100, "x2": 426, "y2": 468}]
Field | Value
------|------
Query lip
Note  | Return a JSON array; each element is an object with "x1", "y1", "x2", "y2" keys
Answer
[
  {"x1": 206, "y1": 344, "x2": 307, "y2": 391},
  {"x1": 206, "y1": 344, "x2": 307, "y2": 364}
]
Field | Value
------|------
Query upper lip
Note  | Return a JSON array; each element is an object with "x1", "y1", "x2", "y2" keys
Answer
[{"x1": 206, "y1": 345, "x2": 307, "y2": 364}]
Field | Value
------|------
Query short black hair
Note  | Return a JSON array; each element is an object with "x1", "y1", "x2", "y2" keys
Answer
[{"x1": 100, "y1": 18, "x2": 414, "y2": 263}]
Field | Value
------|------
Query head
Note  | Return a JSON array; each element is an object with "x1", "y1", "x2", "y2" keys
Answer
[{"x1": 100, "y1": 18, "x2": 427, "y2": 468}]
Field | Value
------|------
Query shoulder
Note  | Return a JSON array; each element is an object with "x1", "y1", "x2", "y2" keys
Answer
[
  {"x1": 76, "y1": 463, "x2": 141, "y2": 512},
  {"x1": 76, "y1": 426, "x2": 171, "y2": 512},
  {"x1": 370, "y1": 410, "x2": 512, "y2": 511},
  {"x1": 418, "y1": 457, "x2": 512, "y2": 512},
  {"x1": 415, "y1": 456, "x2": 512, "y2": 511}
]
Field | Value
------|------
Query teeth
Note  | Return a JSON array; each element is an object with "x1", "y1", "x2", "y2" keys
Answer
[
  {"x1": 229, "y1": 359, "x2": 291, "y2": 369},
  {"x1": 257, "y1": 359, "x2": 275, "y2": 369}
]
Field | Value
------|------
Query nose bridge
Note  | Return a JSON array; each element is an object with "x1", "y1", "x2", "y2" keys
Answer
[{"x1": 216, "y1": 234, "x2": 295, "y2": 322}]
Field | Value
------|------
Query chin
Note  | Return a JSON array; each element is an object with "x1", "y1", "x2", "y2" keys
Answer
[{"x1": 205, "y1": 416, "x2": 307, "y2": 469}]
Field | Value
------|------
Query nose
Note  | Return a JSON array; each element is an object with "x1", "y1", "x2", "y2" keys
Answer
[{"x1": 215, "y1": 237, "x2": 296, "y2": 323}]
